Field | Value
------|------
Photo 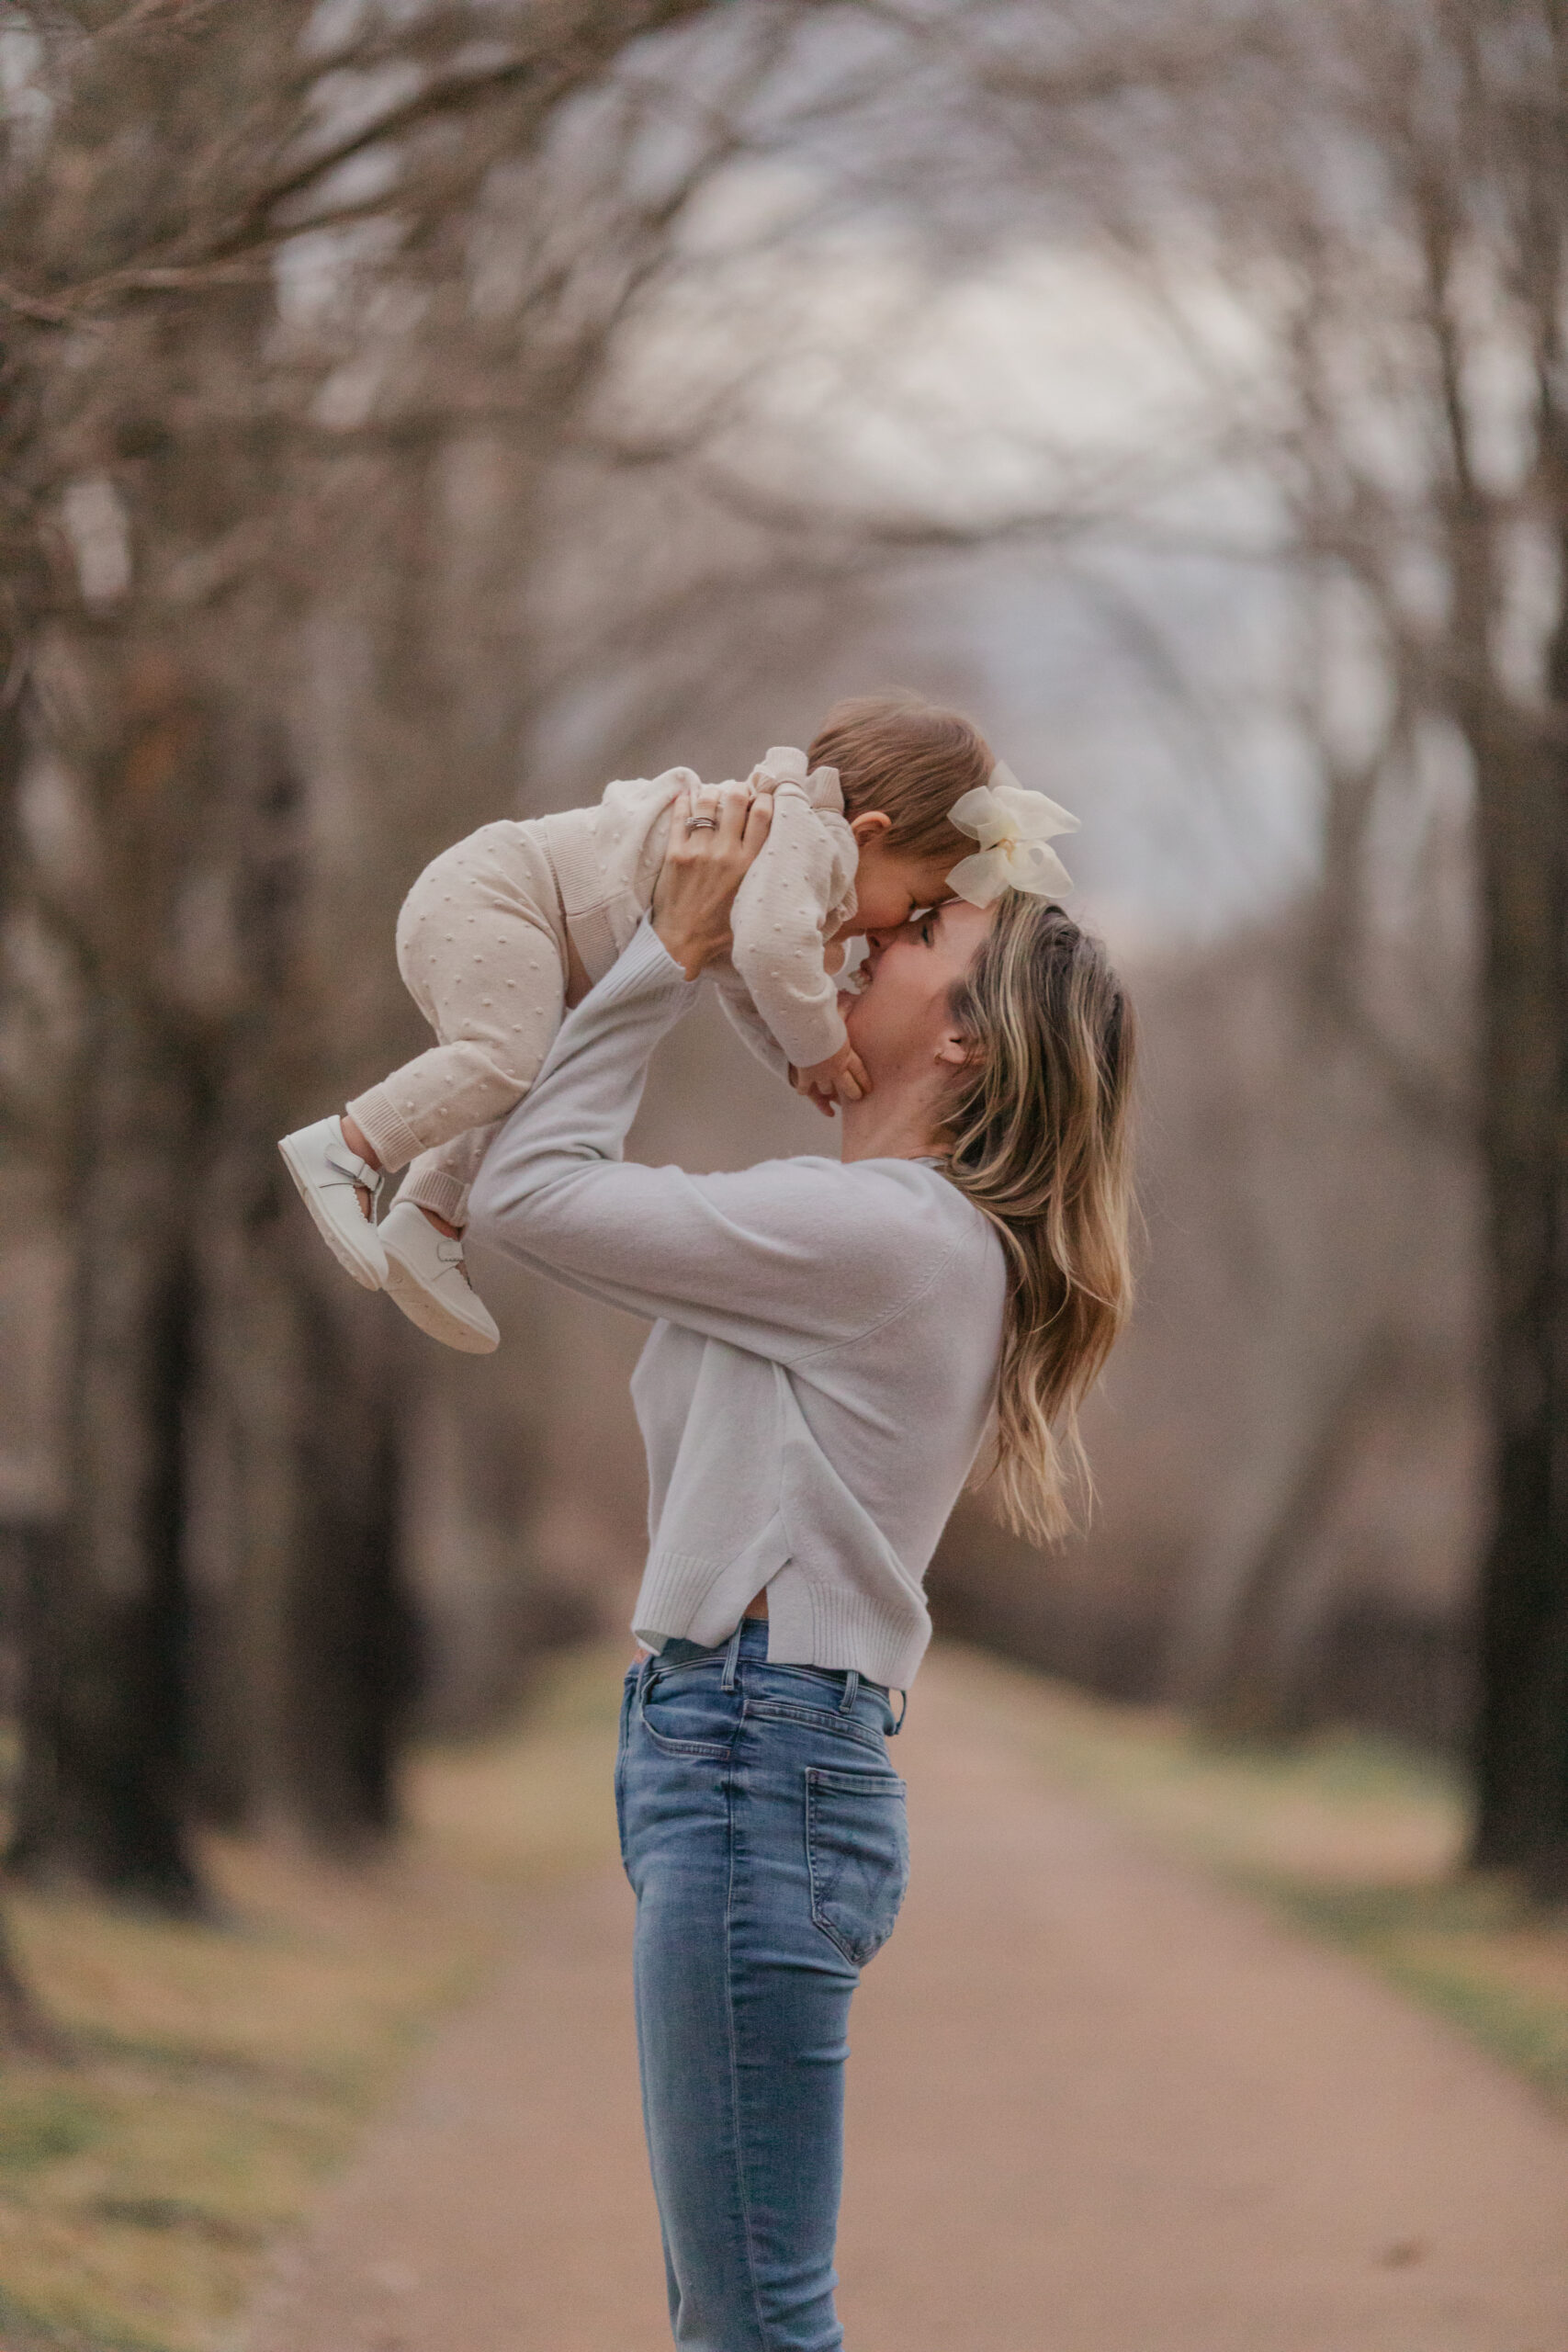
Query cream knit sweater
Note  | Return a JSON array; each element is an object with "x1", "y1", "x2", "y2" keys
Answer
[{"x1": 468, "y1": 920, "x2": 1007, "y2": 1690}]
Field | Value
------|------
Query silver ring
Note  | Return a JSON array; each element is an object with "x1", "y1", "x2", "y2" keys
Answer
[{"x1": 686, "y1": 815, "x2": 719, "y2": 831}]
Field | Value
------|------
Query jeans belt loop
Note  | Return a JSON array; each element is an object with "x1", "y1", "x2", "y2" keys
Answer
[
  {"x1": 887, "y1": 1687, "x2": 907, "y2": 1736},
  {"x1": 720, "y1": 1621, "x2": 745, "y2": 1692},
  {"x1": 838, "y1": 1668, "x2": 861, "y2": 1715}
]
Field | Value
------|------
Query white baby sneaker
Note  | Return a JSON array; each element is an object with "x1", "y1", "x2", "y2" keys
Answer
[
  {"x1": 379, "y1": 1200, "x2": 501, "y2": 1354},
  {"x1": 278, "y1": 1114, "x2": 388, "y2": 1290}
]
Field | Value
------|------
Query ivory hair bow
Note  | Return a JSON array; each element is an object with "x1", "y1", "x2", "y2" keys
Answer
[{"x1": 947, "y1": 763, "x2": 1079, "y2": 907}]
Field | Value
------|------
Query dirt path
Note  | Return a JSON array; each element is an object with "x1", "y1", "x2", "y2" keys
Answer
[{"x1": 244, "y1": 1650, "x2": 1568, "y2": 2352}]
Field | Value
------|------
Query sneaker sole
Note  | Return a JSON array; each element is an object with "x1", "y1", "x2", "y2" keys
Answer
[
  {"x1": 382, "y1": 1244, "x2": 500, "y2": 1354},
  {"x1": 277, "y1": 1136, "x2": 387, "y2": 1291}
]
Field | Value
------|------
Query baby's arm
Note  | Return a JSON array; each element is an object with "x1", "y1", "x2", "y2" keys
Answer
[
  {"x1": 728, "y1": 790, "x2": 858, "y2": 1076},
  {"x1": 794, "y1": 1036, "x2": 871, "y2": 1114},
  {"x1": 713, "y1": 968, "x2": 869, "y2": 1115}
]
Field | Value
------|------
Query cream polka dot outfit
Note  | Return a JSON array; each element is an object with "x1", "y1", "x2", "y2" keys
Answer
[{"x1": 346, "y1": 748, "x2": 856, "y2": 1230}]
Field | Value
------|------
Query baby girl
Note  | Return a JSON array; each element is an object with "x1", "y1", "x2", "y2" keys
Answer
[{"x1": 278, "y1": 693, "x2": 1077, "y2": 1354}]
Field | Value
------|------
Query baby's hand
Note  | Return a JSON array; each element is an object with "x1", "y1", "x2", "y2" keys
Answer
[{"x1": 793, "y1": 1042, "x2": 871, "y2": 1114}]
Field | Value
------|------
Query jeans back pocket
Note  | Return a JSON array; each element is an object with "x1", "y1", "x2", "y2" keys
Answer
[{"x1": 805, "y1": 1766, "x2": 909, "y2": 1966}]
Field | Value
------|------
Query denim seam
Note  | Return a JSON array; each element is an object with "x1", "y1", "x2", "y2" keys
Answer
[
  {"x1": 805, "y1": 1774, "x2": 861, "y2": 1967},
  {"x1": 809, "y1": 1766, "x2": 906, "y2": 1793},
  {"x1": 721, "y1": 1767, "x2": 772, "y2": 2350},
  {"x1": 637, "y1": 1722, "x2": 731, "y2": 1758},
  {"x1": 641, "y1": 1658, "x2": 723, "y2": 1694},
  {"x1": 742, "y1": 1699, "x2": 885, "y2": 1754},
  {"x1": 614, "y1": 1675, "x2": 635, "y2": 1873}
]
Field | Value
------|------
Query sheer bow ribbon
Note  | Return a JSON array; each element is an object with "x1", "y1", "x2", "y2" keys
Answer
[{"x1": 946, "y1": 763, "x2": 1079, "y2": 907}]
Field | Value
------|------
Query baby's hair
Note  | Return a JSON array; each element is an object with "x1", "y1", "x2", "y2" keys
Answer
[{"x1": 807, "y1": 691, "x2": 993, "y2": 860}]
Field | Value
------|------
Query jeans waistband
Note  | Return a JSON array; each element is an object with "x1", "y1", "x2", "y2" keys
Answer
[
  {"x1": 657, "y1": 1619, "x2": 884, "y2": 1681},
  {"x1": 649, "y1": 1618, "x2": 905, "y2": 1730}
]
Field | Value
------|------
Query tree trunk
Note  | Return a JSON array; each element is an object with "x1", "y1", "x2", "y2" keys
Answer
[
  {"x1": 1471, "y1": 618, "x2": 1568, "y2": 1890},
  {"x1": 0, "y1": 1906, "x2": 69, "y2": 2063},
  {"x1": 188, "y1": 1211, "x2": 418, "y2": 1847},
  {"x1": 9, "y1": 997, "x2": 203, "y2": 1906},
  {"x1": 4, "y1": 1524, "x2": 74, "y2": 2058},
  {"x1": 182, "y1": 726, "x2": 419, "y2": 1846},
  {"x1": 1201, "y1": 1331, "x2": 1399, "y2": 1741},
  {"x1": 291, "y1": 1286, "x2": 417, "y2": 1845}
]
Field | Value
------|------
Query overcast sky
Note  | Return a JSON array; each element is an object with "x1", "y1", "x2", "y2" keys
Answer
[{"x1": 622, "y1": 187, "x2": 1318, "y2": 950}]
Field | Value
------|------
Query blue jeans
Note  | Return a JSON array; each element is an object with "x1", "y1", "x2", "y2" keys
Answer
[{"x1": 616, "y1": 1617, "x2": 909, "y2": 2352}]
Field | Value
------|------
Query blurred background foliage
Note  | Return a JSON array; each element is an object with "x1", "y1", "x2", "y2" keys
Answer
[{"x1": 1, "y1": 0, "x2": 1567, "y2": 2040}]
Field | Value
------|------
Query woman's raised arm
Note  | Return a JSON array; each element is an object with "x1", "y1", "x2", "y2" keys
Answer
[{"x1": 465, "y1": 911, "x2": 955, "y2": 1362}]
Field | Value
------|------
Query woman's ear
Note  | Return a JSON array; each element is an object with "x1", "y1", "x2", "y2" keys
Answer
[
  {"x1": 934, "y1": 1029, "x2": 973, "y2": 1069},
  {"x1": 848, "y1": 809, "x2": 894, "y2": 848}
]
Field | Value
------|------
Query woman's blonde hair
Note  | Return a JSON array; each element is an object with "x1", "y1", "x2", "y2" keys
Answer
[
  {"x1": 941, "y1": 892, "x2": 1137, "y2": 1545},
  {"x1": 807, "y1": 691, "x2": 992, "y2": 859}
]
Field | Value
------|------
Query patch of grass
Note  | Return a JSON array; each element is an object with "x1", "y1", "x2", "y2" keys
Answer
[
  {"x1": 0, "y1": 1640, "x2": 628, "y2": 2352},
  {"x1": 1260, "y1": 1874, "x2": 1568, "y2": 2107},
  {"x1": 0, "y1": 2278, "x2": 174, "y2": 2352},
  {"x1": 0, "y1": 2094, "x2": 100, "y2": 2176},
  {"x1": 939, "y1": 1641, "x2": 1568, "y2": 2117}
]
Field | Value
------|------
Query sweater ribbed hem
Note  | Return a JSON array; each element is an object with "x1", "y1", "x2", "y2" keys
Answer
[
  {"x1": 633, "y1": 1547, "x2": 931, "y2": 1692},
  {"x1": 344, "y1": 1084, "x2": 425, "y2": 1175},
  {"x1": 766, "y1": 1565, "x2": 931, "y2": 1690}
]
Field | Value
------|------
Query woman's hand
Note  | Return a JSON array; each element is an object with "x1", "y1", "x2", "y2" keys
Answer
[{"x1": 652, "y1": 783, "x2": 773, "y2": 979}]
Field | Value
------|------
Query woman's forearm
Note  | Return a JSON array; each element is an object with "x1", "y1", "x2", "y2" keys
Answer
[
  {"x1": 466, "y1": 920, "x2": 913, "y2": 1360},
  {"x1": 469, "y1": 921, "x2": 694, "y2": 1212}
]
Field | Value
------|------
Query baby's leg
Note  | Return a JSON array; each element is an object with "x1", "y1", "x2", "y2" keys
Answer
[
  {"x1": 346, "y1": 826, "x2": 567, "y2": 1175},
  {"x1": 394, "y1": 1126, "x2": 500, "y2": 1231}
]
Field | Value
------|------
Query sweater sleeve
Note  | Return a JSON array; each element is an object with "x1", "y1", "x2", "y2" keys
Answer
[
  {"x1": 726, "y1": 787, "x2": 857, "y2": 1071},
  {"x1": 466, "y1": 918, "x2": 931, "y2": 1360},
  {"x1": 708, "y1": 964, "x2": 792, "y2": 1080}
]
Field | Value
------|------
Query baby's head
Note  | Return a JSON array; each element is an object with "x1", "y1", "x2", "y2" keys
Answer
[{"x1": 808, "y1": 692, "x2": 993, "y2": 934}]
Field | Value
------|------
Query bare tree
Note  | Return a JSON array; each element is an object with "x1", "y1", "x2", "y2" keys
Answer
[
  {"x1": 1141, "y1": 0, "x2": 1568, "y2": 1888},
  {"x1": 2, "y1": 0, "x2": 1008, "y2": 1898},
  {"x1": 0, "y1": 0, "x2": 773, "y2": 1899},
  {"x1": 899, "y1": 0, "x2": 1568, "y2": 1883}
]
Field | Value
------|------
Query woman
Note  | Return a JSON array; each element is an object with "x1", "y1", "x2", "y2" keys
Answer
[{"x1": 468, "y1": 766, "x2": 1136, "y2": 2352}]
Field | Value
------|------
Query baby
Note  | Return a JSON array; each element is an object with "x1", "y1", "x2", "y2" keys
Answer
[{"x1": 278, "y1": 694, "x2": 1077, "y2": 1353}]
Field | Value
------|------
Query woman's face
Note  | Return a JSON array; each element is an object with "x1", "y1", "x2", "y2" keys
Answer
[{"x1": 840, "y1": 899, "x2": 993, "y2": 1091}]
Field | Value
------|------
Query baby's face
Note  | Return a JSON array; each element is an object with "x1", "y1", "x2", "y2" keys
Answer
[{"x1": 838, "y1": 833, "x2": 957, "y2": 938}]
